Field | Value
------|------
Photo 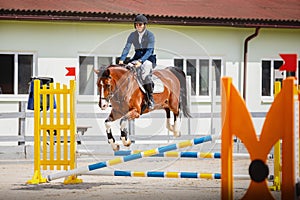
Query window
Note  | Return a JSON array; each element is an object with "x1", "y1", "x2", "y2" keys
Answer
[
  {"x1": 199, "y1": 59, "x2": 209, "y2": 95},
  {"x1": 79, "y1": 56, "x2": 95, "y2": 95},
  {"x1": 18, "y1": 55, "x2": 34, "y2": 94},
  {"x1": 261, "y1": 59, "x2": 299, "y2": 97},
  {"x1": 174, "y1": 58, "x2": 222, "y2": 100},
  {"x1": 78, "y1": 55, "x2": 129, "y2": 96},
  {"x1": 187, "y1": 59, "x2": 197, "y2": 95},
  {"x1": 0, "y1": 53, "x2": 34, "y2": 95},
  {"x1": 213, "y1": 59, "x2": 222, "y2": 96},
  {"x1": 298, "y1": 61, "x2": 300, "y2": 83},
  {"x1": 261, "y1": 60, "x2": 271, "y2": 96}
]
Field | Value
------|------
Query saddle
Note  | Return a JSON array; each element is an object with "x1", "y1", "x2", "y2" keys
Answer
[{"x1": 126, "y1": 64, "x2": 164, "y2": 94}]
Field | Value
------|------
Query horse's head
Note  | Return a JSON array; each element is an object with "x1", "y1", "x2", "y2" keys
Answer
[
  {"x1": 96, "y1": 65, "x2": 132, "y2": 110},
  {"x1": 96, "y1": 66, "x2": 114, "y2": 110}
]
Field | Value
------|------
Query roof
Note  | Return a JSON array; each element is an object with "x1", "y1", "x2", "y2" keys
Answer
[{"x1": 0, "y1": 0, "x2": 299, "y2": 28}]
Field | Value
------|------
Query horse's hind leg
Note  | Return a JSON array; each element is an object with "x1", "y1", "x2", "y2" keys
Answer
[
  {"x1": 165, "y1": 108, "x2": 181, "y2": 137},
  {"x1": 120, "y1": 117, "x2": 132, "y2": 147},
  {"x1": 172, "y1": 113, "x2": 181, "y2": 137},
  {"x1": 165, "y1": 108, "x2": 174, "y2": 132},
  {"x1": 105, "y1": 118, "x2": 120, "y2": 151}
]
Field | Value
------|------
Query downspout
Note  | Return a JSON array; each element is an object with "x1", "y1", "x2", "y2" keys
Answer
[{"x1": 243, "y1": 27, "x2": 260, "y2": 101}]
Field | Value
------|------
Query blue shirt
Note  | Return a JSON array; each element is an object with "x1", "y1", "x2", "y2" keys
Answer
[{"x1": 120, "y1": 30, "x2": 156, "y2": 65}]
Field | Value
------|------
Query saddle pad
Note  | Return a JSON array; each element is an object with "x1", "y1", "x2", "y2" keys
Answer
[{"x1": 153, "y1": 75, "x2": 164, "y2": 93}]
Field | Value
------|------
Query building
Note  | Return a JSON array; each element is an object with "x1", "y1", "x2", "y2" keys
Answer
[{"x1": 0, "y1": 0, "x2": 299, "y2": 144}]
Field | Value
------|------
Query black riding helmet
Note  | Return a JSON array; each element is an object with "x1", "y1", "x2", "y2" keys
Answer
[{"x1": 134, "y1": 14, "x2": 148, "y2": 25}]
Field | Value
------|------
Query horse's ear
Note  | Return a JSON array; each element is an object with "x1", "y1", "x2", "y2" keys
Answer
[
  {"x1": 98, "y1": 66, "x2": 110, "y2": 78},
  {"x1": 103, "y1": 69, "x2": 110, "y2": 78}
]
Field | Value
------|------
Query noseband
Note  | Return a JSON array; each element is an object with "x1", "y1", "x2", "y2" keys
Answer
[{"x1": 99, "y1": 78, "x2": 113, "y2": 103}]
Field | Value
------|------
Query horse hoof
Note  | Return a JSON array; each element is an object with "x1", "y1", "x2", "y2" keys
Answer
[
  {"x1": 121, "y1": 137, "x2": 132, "y2": 147},
  {"x1": 124, "y1": 140, "x2": 131, "y2": 147},
  {"x1": 111, "y1": 143, "x2": 120, "y2": 151},
  {"x1": 173, "y1": 131, "x2": 181, "y2": 138}
]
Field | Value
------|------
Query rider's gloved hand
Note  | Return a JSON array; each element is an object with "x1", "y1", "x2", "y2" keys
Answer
[{"x1": 135, "y1": 60, "x2": 142, "y2": 68}]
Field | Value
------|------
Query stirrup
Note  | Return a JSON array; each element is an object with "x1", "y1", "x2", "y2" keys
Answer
[{"x1": 148, "y1": 100, "x2": 154, "y2": 110}]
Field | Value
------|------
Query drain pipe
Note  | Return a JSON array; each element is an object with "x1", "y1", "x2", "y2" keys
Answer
[{"x1": 243, "y1": 27, "x2": 260, "y2": 101}]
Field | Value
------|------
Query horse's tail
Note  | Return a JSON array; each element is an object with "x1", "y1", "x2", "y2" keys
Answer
[{"x1": 168, "y1": 67, "x2": 192, "y2": 118}]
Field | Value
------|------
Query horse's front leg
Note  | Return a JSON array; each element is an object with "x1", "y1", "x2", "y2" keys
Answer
[
  {"x1": 105, "y1": 114, "x2": 120, "y2": 151},
  {"x1": 119, "y1": 118, "x2": 131, "y2": 147},
  {"x1": 119, "y1": 108, "x2": 140, "y2": 147}
]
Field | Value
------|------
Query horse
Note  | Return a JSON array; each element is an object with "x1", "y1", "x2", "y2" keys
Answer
[{"x1": 96, "y1": 64, "x2": 191, "y2": 151}]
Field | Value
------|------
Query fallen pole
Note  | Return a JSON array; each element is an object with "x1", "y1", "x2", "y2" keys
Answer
[{"x1": 47, "y1": 135, "x2": 217, "y2": 182}]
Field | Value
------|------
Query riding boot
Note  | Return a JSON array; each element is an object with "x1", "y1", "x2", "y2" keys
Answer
[{"x1": 144, "y1": 83, "x2": 155, "y2": 110}]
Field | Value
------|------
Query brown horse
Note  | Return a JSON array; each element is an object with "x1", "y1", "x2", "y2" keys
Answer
[{"x1": 96, "y1": 64, "x2": 191, "y2": 151}]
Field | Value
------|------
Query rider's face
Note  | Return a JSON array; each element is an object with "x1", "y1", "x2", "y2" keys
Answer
[{"x1": 135, "y1": 23, "x2": 145, "y2": 32}]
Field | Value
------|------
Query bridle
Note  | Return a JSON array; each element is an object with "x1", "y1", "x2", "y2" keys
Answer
[
  {"x1": 98, "y1": 77, "x2": 114, "y2": 103},
  {"x1": 98, "y1": 70, "x2": 131, "y2": 106}
]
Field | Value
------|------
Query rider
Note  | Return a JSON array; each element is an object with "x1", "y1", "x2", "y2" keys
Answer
[{"x1": 118, "y1": 14, "x2": 156, "y2": 110}]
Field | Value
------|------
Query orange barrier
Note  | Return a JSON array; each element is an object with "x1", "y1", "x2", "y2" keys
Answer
[{"x1": 221, "y1": 77, "x2": 297, "y2": 200}]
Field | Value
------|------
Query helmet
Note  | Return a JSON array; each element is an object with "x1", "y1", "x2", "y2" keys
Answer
[{"x1": 134, "y1": 14, "x2": 148, "y2": 24}]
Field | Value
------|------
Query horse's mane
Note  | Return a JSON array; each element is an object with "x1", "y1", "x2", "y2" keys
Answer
[{"x1": 97, "y1": 64, "x2": 129, "y2": 78}]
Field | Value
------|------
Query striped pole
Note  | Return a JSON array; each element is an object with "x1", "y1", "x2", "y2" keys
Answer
[
  {"x1": 82, "y1": 170, "x2": 251, "y2": 180},
  {"x1": 47, "y1": 135, "x2": 217, "y2": 181},
  {"x1": 114, "y1": 151, "x2": 273, "y2": 160},
  {"x1": 115, "y1": 150, "x2": 221, "y2": 158}
]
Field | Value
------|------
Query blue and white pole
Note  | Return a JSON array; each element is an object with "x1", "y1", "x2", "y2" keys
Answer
[
  {"x1": 87, "y1": 170, "x2": 223, "y2": 179},
  {"x1": 83, "y1": 170, "x2": 251, "y2": 180},
  {"x1": 47, "y1": 135, "x2": 217, "y2": 182},
  {"x1": 114, "y1": 151, "x2": 273, "y2": 160},
  {"x1": 114, "y1": 150, "x2": 222, "y2": 158}
]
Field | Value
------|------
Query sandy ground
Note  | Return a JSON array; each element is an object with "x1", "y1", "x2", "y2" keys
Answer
[{"x1": 0, "y1": 154, "x2": 281, "y2": 200}]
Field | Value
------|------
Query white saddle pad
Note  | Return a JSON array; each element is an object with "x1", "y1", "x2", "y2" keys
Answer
[{"x1": 152, "y1": 75, "x2": 164, "y2": 93}]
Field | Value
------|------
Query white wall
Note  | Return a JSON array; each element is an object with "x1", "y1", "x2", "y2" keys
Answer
[
  {"x1": 38, "y1": 58, "x2": 78, "y2": 85},
  {"x1": 0, "y1": 20, "x2": 299, "y2": 139}
]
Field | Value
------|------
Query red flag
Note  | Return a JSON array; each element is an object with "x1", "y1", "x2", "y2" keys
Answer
[
  {"x1": 66, "y1": 67, "x2": 76, "y2": 76},
  {"x1": 279, "y1": 54, "x2": 297, "y2": 72}
]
